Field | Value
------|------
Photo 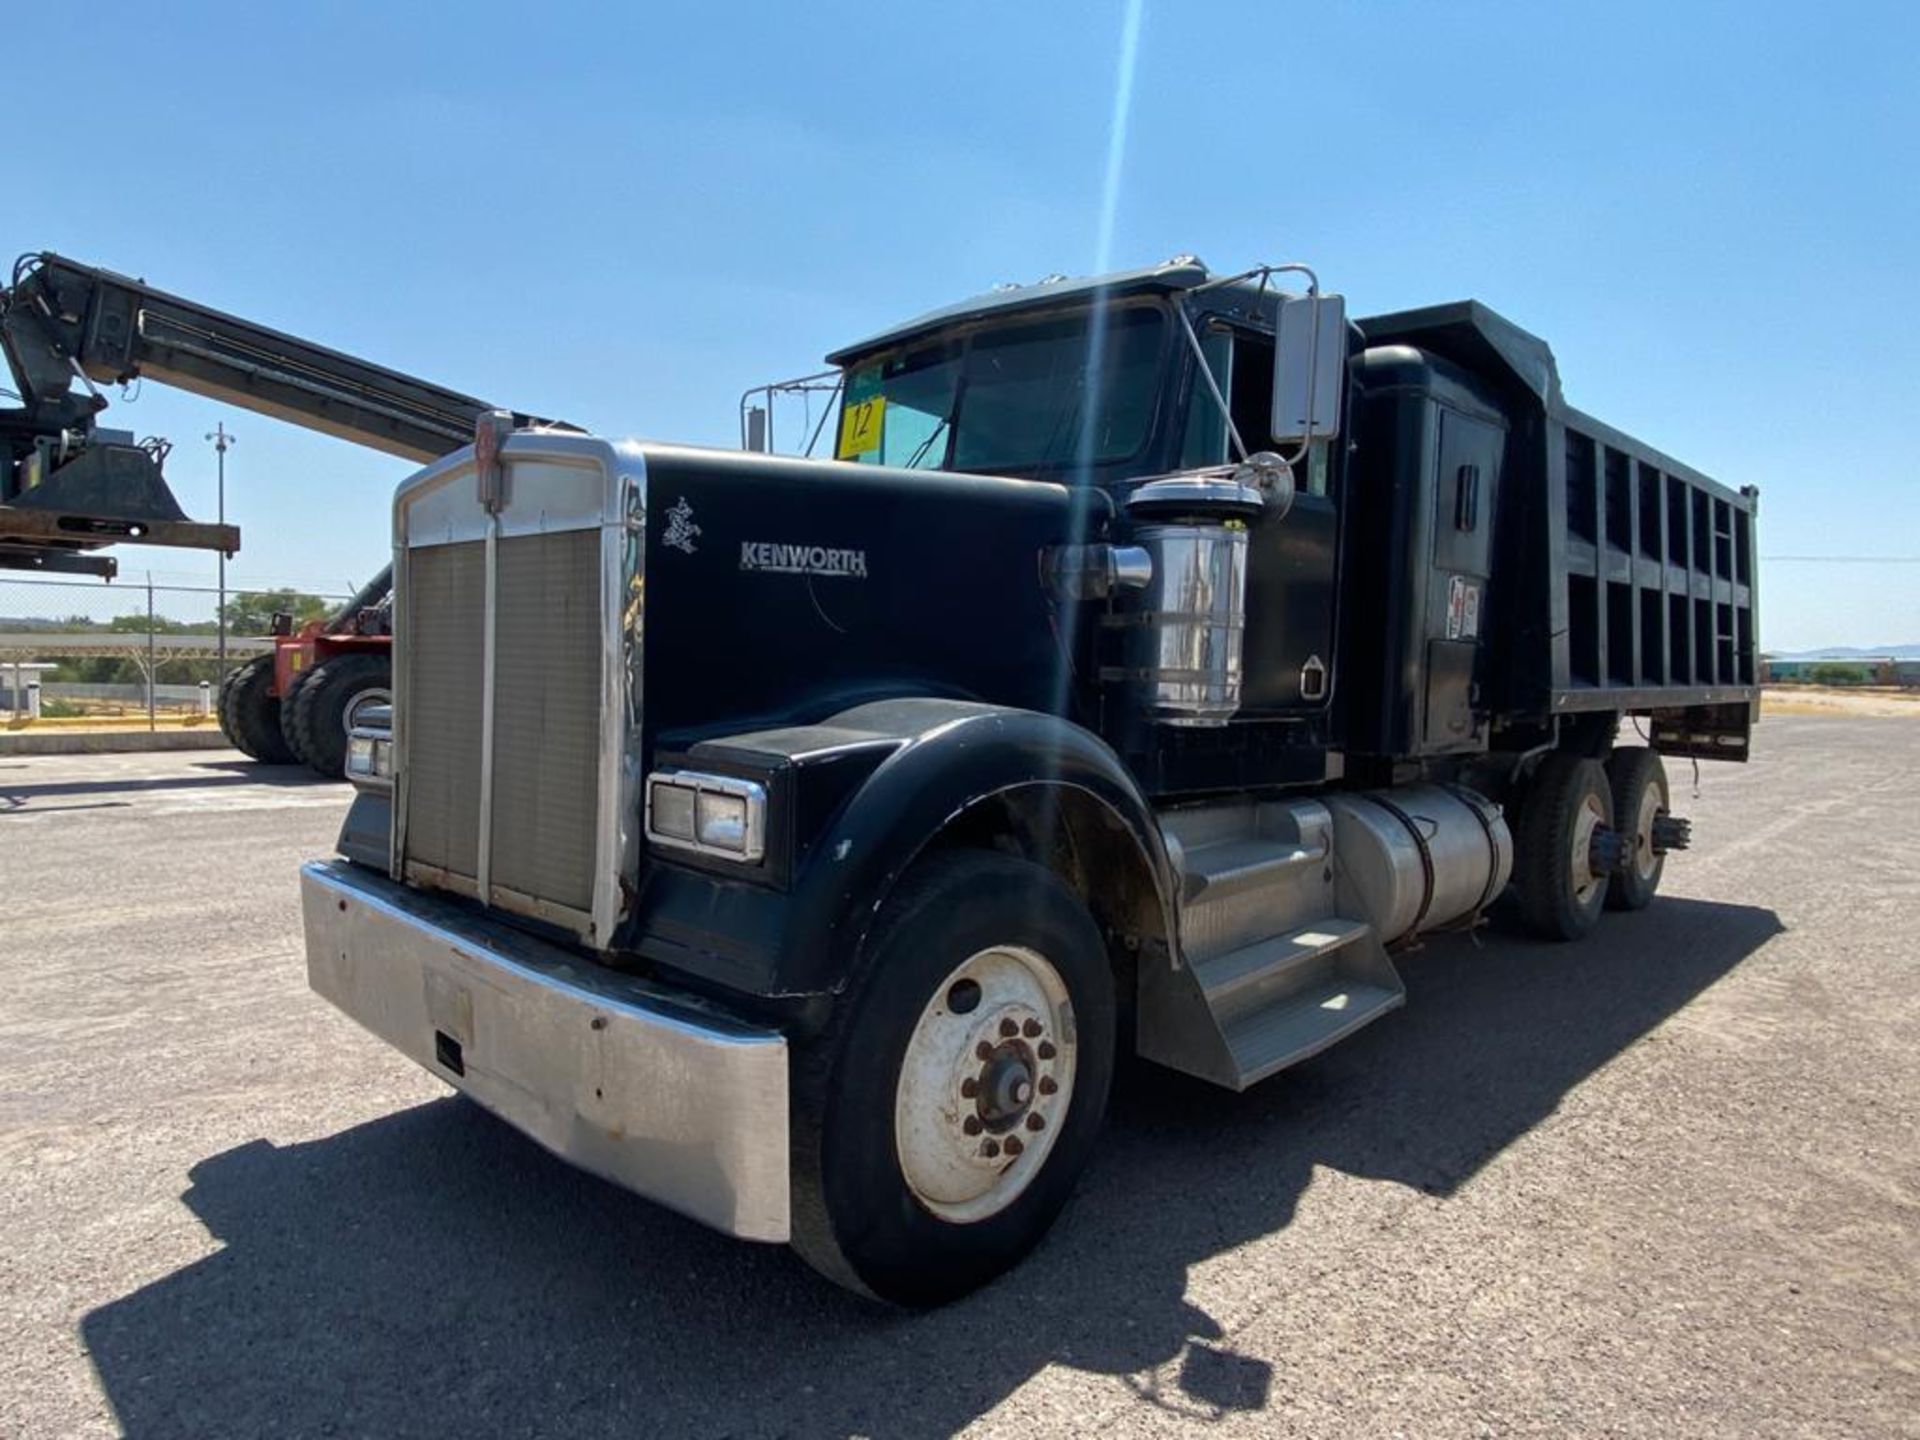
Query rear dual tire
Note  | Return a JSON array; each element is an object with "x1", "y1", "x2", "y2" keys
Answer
[
  {"x1": 1514, "y1": 753, "x2": 1613, "y2": 941},
  {"x1": 1512, "y1": 745, "x2": 1671, "y2": 938},
  {"x1": 1603, "y1": 747, "x2": 1669, "y2": 912}
]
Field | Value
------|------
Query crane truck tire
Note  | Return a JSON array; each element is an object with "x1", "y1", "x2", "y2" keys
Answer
[
  {"x1": 215, "y1": 663, "x2": 248, "y2": 756},
  {"x1": 788, "y1": 851, "x2": 1116, "y2": 1307},
  {"x1": 1603, "y1": 747, "x2": 1669, "y2": 911},
  {"x1": 218, "y1": 654, "x2": 298, "y2": 765},
  {"x1": 287, "y1": 653, "x2": 392, "y2": 779},
  {"x1": 1514, "y1": 752, "x2": 1614, "y2": 941},
  {"x1": 277, "y1": 663, "x2": 325, "y2": 770}
]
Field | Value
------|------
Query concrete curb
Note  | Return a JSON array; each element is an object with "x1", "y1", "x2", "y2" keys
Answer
[{"x1": 0, "y1": 730, "x2": 236, "y2": 756}]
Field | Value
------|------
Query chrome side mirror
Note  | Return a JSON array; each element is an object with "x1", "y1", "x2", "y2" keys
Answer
[{"x1": 1272, "y1": 293, "x2": 1347, "y2": 445}]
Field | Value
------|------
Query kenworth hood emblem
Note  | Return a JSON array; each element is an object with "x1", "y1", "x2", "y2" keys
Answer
[{"x1": 740, "y1": 541, "x2": 868, "y2": 578}]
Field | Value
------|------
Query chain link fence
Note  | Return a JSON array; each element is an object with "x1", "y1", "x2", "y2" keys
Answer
[{"x1": 0, "y1": 576, "x2": 354, "y2": 729}]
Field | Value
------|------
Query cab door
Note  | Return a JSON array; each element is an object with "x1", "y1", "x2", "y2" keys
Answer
[{"x1": 1179, "y1": 324, "x2": 1339, "y2": 715}]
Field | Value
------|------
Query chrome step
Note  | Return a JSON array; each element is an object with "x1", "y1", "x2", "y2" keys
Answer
[
  {"x1": 1178, "y1": 838, "x2": 1327, "y2": 906},
  {"x1": 1221, "y1": 977, "x2": 1405, "y2": 1090},
  {"x1": 1190, "y1": 917, "x2": 1373, "y2": 1023},
  {"x1": 1137, "y1": 822, "x2": 1407, "y2": 1090},
  {"x1": 1166, "y1": 798, "x2": 1337, "y2": 963}
]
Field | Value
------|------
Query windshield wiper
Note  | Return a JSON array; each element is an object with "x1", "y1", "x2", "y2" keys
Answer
[{"x1": 903, "y1": 415, "x2": 950, "y2": 469}]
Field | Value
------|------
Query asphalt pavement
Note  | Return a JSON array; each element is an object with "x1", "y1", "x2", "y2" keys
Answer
[{"x1": 1, "y1": 719, "x2": 1914, "y2": 1438}]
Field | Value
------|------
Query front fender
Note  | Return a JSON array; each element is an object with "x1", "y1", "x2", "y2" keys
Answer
[
  {"x1": 629, "y1": 699, "x2": 1176, "y2": 1000},
  {"x1": 784, "y1": 699, "x2": 1176, "y2": 995}
]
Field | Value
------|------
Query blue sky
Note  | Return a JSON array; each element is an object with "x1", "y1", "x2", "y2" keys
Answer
[{"x1": 20, "y1": 0, "x2": 1916, "y2": 650}]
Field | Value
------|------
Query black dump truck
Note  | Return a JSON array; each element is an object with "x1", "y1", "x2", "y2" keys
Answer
[{"x1": 301, "y1": 257, "x2": 1759, "y2": 1304}]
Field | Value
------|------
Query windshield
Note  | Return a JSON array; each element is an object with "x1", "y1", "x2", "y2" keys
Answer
[{"x1": 836, "y1": 306, "x2": 1165, "y2": 473}]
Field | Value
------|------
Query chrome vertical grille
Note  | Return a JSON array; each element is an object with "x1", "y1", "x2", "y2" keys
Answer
[
  {"x1": 401, "y1": 541, "x2": 486, "y2": 883},
  {"x1": 488, "y1": 529, "x2": 602, "y2": 915},
  {"x1": 393, "y1": 434, "x2": 645, "y2": 947}
]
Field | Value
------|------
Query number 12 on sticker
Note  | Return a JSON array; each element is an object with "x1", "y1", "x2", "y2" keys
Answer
[{"x1": 837, "y1": 396, "x2": 886, "y2": 459}]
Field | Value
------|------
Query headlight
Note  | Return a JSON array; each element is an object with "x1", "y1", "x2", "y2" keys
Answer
[
  {"x1": 345, "y1": 727, "x2": 393, "y2": 791},
  {"x1": 646, "y1": 771, "x2": 766, "y2": 863}
]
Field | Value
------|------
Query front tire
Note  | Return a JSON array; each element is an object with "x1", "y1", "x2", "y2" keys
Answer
[{"x1": 789, "y1": 852, "x2": 1116, "y2": 1307}]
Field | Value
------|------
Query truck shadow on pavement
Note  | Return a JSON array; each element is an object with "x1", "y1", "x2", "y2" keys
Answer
[{"x1": 81, "y1": 896, "x2": 1781, "y2": 1439}]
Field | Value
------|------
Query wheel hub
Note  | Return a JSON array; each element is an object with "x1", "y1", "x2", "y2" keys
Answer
[
  {"x1": 977, "y1": 1045, "x2": 1035, "y2": 1131},
  {"x1": 892, "y1": 945, "x2": 1077, "y2": 1224},
  {"x1": 1651, "y1": 810, "x2": 1691, "y2": 856},
  {"x1": 1570, "y1": 791, "x2": 1612, "y2": 904},
  {"x1": 341, "y1": 685, "x2": 392, "y2": 737},
  {"x1": 1588, "y1": 825, "x2": 1626, "y2": 877}
]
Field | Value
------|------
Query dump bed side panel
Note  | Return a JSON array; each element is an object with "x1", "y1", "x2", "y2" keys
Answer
[
  {"x1": 1353, "y1": 303, "x2": 1758, "y2": 759},
  {"x1": 1547, "y1": 406, "x2": 1758, "y2": 716}
]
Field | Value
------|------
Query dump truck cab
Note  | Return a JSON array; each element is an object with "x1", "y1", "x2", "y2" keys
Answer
[{"x1": 818, "y1": 258, "x2": 1349, "y2": 787}]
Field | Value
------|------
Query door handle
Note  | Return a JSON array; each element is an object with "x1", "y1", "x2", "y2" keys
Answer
[
  {"x1": 1300, "y1": 654, "x2": 1328, "y2": 702},
  {"x1": 1455, "y1": 464, "x2": 1480, "y2": 531}
]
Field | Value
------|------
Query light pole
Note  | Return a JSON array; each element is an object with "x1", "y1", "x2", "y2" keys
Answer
[{"x1": 206, "y1": 423, "x2": 235, "y2": 669}]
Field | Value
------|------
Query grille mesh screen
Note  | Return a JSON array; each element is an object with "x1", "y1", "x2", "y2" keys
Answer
[
  {"x1": 489, "y1": 530, "x2": 602, "y2": 913},
  {"x1": 402, "y1": 543, "x2": 486, "y2": 881}
]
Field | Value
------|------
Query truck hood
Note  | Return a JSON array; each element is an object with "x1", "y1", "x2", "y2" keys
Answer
[{"x1": 634, "y1": 445, "x2": 1102, "y2": 750}]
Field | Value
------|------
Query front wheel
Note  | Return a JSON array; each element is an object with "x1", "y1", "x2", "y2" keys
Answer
[{"x1": 789, "y1": 852, "x2": 1116, "y2": 1307}]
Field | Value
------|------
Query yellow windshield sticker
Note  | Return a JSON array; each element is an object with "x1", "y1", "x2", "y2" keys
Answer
[{"x1": 837, "y1": 396, "x2": 886, "y2": 459}]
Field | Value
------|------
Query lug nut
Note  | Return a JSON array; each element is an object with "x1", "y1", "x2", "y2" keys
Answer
[
  {"x1": 999, "y1": 1018, "x2": 1019, "y2": 1039},
  {"x1": 963, "y1": 1115, "x2": 982, "y2": 1136},
  {"x1": 1037, "y1": 1041, "x2": 1057, "y2": 1061},
  {"x1": 982, "y1": 1139, "x2": 1001, "y2": 1158},
  {"x1": 960, "y1": 1077, "x2": 979, "y2": 1099},
  {"x1": 1003, "y1": 1135, "x2": 1024, "y2": 1157},
  {"x1": 1022, "y1": 1018, "x2": 1042, "y2": 1038},
  {"x1": 1038, "y1": 1075, "x2": 1058, "y2": 1095},
  {"x1": 1026, "y1": 1113, "x2": 1046, "y2": 1132},
  {"x1": 976, "y1": 1040, "x2": 994, "y2": 1060}
]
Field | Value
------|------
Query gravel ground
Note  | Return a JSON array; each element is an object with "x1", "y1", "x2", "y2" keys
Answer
[{"x1": 1, "y1": 719, "x2": 1915, "y2": 1439}]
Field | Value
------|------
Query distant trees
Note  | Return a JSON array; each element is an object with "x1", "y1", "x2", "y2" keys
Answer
[
  {"x1": 1807, "y1": 662, "x2": 1871, "y2": 687},
  {"x1": 219, "y1": 589, "x2": 333, "y2": 635},
  {"x1": 105, "y1": 612, "x2": 213, "y2": 634},
  {"x1": 16, "y1": 587, "x2": 338, "y2": 694}
]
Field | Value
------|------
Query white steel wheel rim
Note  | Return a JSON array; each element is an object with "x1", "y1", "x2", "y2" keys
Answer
[
  {"x1": 1634, "y1": 783, "x2": 1664, "y2": 881},
  {"x1": 1570, "y1": 790, "x2": 1609, "y2": 905},
  {"x1": 893, "y1": 945, "x2": 1078, "y2": 1225},
  {"x1": 341, "y1": 686, "x2": 391, "y2": 737}
]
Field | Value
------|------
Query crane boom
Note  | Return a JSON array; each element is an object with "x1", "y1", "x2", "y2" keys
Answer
[{"x1": 0, "y1": 251, "x2": 551, "y2": 577}]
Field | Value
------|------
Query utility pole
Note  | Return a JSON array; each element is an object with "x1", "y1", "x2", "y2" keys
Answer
[{"x1": 206, "y1": 423, "x2": 235, "y2": 669}]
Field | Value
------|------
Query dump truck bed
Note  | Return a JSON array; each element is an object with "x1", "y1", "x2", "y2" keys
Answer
[{"x1": 1356, "y1": 303, "x2": 1758, "y2": 741}]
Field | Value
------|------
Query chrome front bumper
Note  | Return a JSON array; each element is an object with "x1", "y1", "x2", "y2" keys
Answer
[{"x1": 300, "y1": 860, "x2": 790, "y2": 1242}]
